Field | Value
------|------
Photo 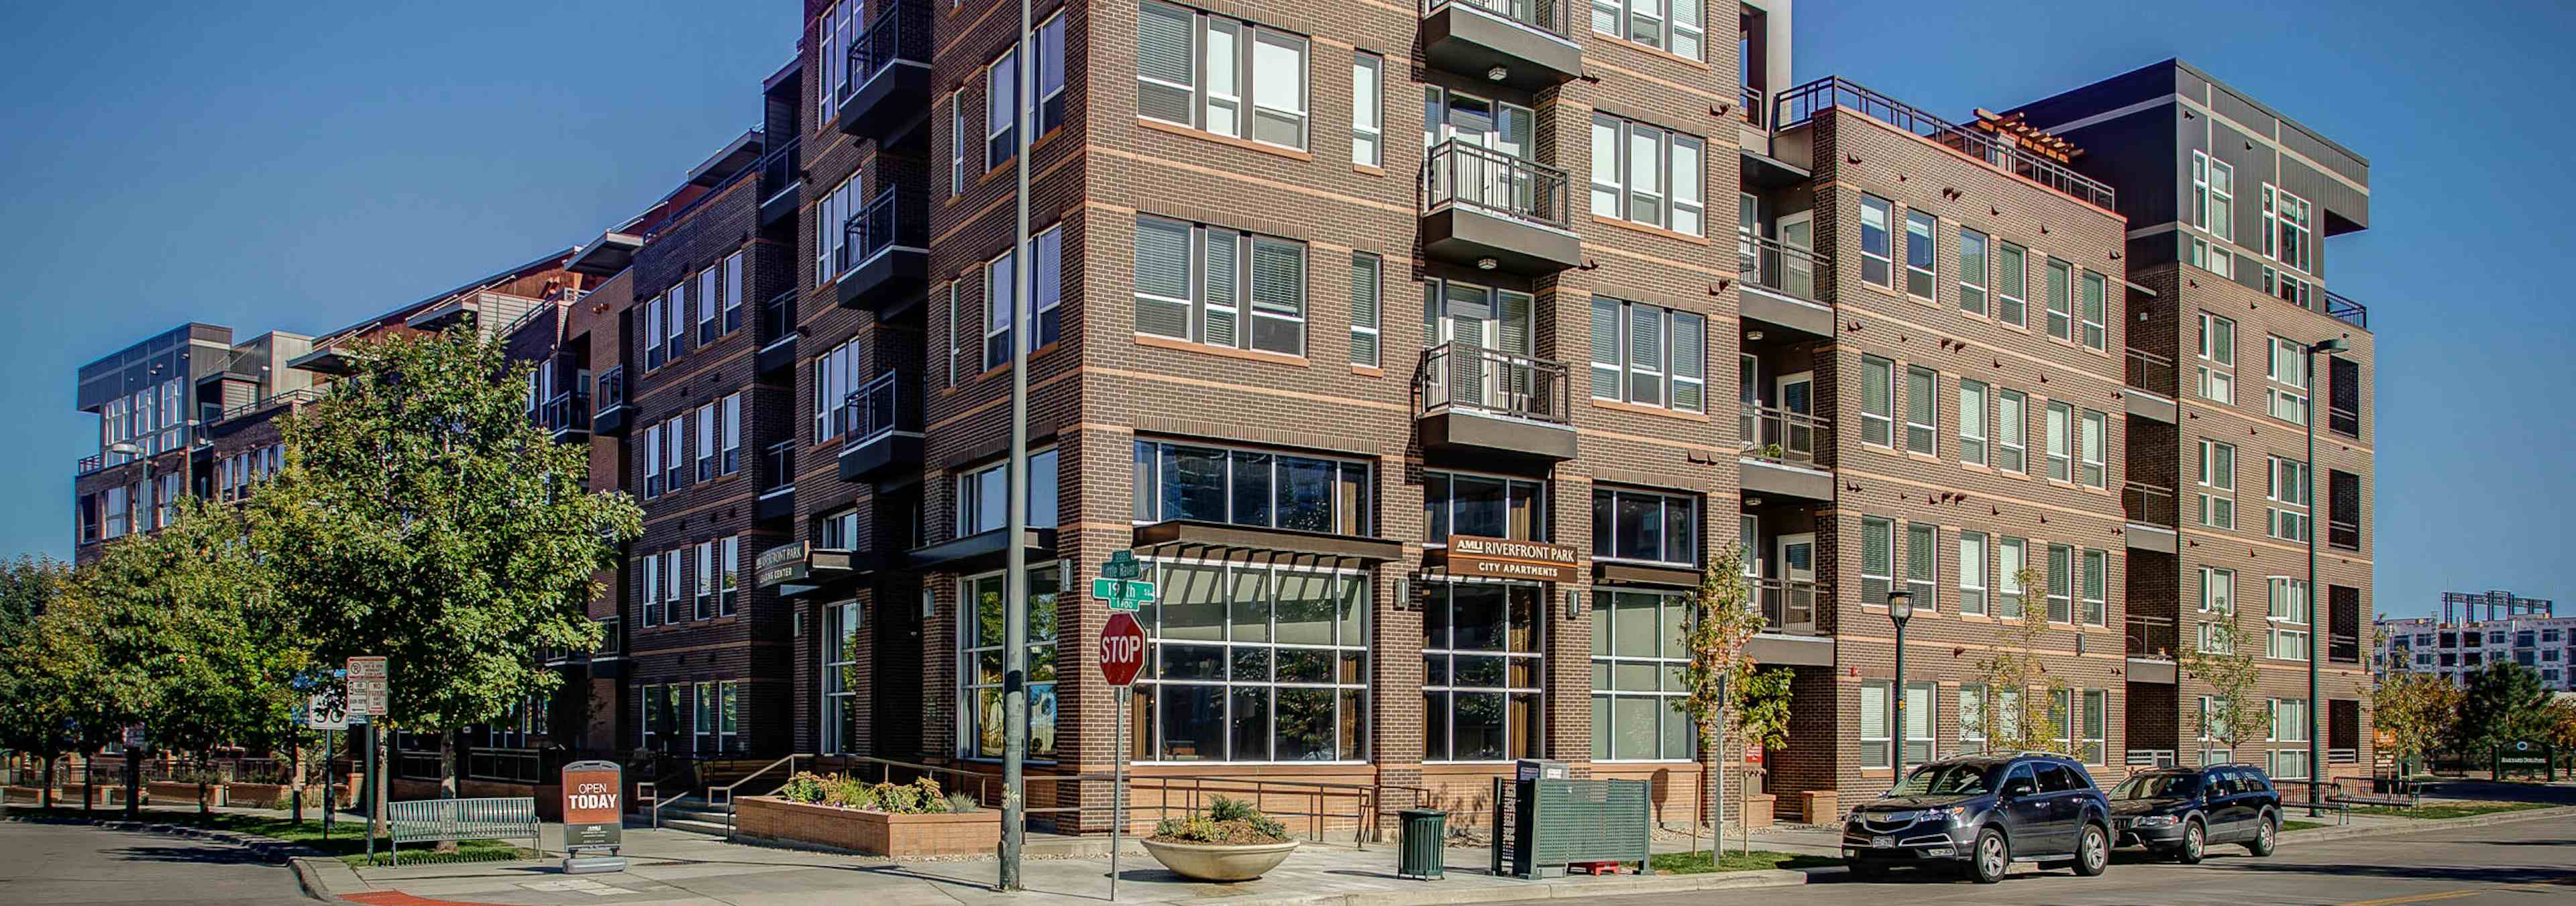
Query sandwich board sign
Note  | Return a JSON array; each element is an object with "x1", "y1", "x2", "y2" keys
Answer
[{"x1": 560, "y1": 760, "x2": 627, "y2": 873}]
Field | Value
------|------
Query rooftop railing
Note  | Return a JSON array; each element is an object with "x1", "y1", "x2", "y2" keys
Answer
[
  {"x1": 1772, "y1": 77, "x2": 2116, "y2": 211},
  {"x1": 1421, "y1": 140, "x2": 1571, "y2": 229},
  {"x1": 2324, "y1": 289, "x2": 2368, "y2": 330},
  {"x1": 213, "y1": 388, "x2": 325, "y2": 425}
]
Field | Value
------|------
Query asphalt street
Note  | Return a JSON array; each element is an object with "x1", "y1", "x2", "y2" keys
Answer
[
  {"x1": 0, "y1": 819, "x2": 311, "y2": 906},
  {"x1": 1603, "y1": 811, "x2": 2576, "y2": 906}
]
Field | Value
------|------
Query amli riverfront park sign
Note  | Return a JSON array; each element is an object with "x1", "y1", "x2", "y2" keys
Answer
[
  {"x1": 1432, "y1": 536, "x2": 1582, "y2": 583},
  {"x1": 2495, "y1": 739, "x2": 2557, "y2": 781}
]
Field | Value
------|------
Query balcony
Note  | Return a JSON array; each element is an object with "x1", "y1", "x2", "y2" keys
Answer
[
  {"x1": 834, "y1": 187, "x2": 930, "y2": 315},
  {"x1": 1412, "y1": 342, "x2": 1574, "y2": 464},
  {"x1": 209, "y1": 388, "x2": 323, "y2": 426},
  {"x1": 837, "y1": 0, "x2": 932, "y2": 141},
  {"x1": 756, "y1": 442, "x2": 796, "y2": 523},
  {"x1": 2324, "y1": 289, "x2": 2367, "y2": 330},
  {"x1": 2123, "y1": 349, "x2": 2178, "y2": 423},
  {"x1": 592, "y1": 367, "x2": 631, "y2": 436},
  {"x1": 837, "y1": 372, "x2": 922, "y2": 483},
  {"x1": 1417, "y1": 1, "x2": 1582, "y2": 93},
  {"x1": 2121, "y1": 481, "x2": 2179, "y2": 555},
  {"x1": 1419, "y1": 140, "x2": 1580, "y2": 274},
  {"x1": 2126, "y1": 614, "x2": 2178, "y2": 683},
  {"x1": 757, "y1": 136, "x2": 802, "y2": 228},
  {"x1": 1736, "y1": 232, "x2": 1833, "y2": 338},
  {"x1": 1773, "y1": 77, "x2": 2116, "y2": 211},
  {"x1": 1745, "y1": 578, "x2": 1832, "y2": 666},
  {"x1": 543, "y1": 387, "x2": 592, "y2": 440},
  {"x1": 1738, "y1": 404, "x2": 1833, "y2": 502},
  {"x1": 756, "y1": 290, "x2": 800, "y2": 376}
]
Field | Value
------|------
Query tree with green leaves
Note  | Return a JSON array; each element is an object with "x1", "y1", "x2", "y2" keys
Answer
[
  {"x1": 2180, "y1": 619, "x2": 2268, "y2": 758},
  {"x1": 0, "y1": 556, "x2": 75, "y2": 806},
  {"x1": 78, "y1": 498, "x2": 309, "y2": 815},
  {"x1": 245, "y1": 328, "x2": 640, "y2": 825},
  {"x1": 2374, "y1": 670, "x2": 2459, "y2": 778},
  {"x1": 1673, "y1": 548, "x2": 1764, "y2": 862},
  {"x1": 1727, "y1": 665, "x2": 1793, "y2": 854},
  {"x1": 1966, "y1": 566, "x2": 2062, "y2": 753},
  {"x1": 2457, "y1": 661, "x2": 2550, "y2": 762}
]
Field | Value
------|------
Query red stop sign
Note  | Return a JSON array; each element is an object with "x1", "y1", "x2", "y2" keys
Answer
[{"x1": 1099, "y1": 612, "x2": 1146, "y2": 687}]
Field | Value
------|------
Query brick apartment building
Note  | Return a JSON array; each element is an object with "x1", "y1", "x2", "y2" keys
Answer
[
  {"x1": 63, "y1": 2, "x2": 2387, "y2": 829},
  {"x1": 2379, "y1": 591, "x2": 2573, "y2": 691}
]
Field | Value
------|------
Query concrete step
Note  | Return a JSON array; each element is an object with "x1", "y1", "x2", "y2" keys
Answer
[{"x1": 657, "y1": 817, "x2": 731, "y2": 837}]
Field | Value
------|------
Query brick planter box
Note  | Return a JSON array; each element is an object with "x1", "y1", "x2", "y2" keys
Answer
[
  {"x1": 145, "y1": 781, "x2": 225, "y2": 808},
  {"x1": 227, "y1": 783, "x2": 342, "y2": 809},
  {"x1": 735, "y1": 795, "x2": 1000, "y2": 857}
]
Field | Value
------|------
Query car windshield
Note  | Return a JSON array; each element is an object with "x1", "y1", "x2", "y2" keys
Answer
[
  {"x1": 1886, "y1": 762, "x2": 1994, "y2": 797},
  {"x1": 2112, "y1": 773, "x2": 2200, "y2": 799}
]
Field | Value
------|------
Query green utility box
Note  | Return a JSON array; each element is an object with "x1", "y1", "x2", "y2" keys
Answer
[
  {"x1": 1397, "y1": 809, "x2": 1448, "y2": 880},
  {"x1": 1489, "y1": 775, "x2": 1652, "y2": 879}
]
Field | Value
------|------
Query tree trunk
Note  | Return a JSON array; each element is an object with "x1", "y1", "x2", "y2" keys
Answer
[
  {"x1": 197, "y1": 746, "x2": 212, "y2": 817},
  {"x1": 1710, "y1": 719, "x2": 1723, "y2": 866},
  {"x1": 42, "y1": 753, "x2": 54, "y2": 809},
  {"x1": 1738, "y1": 765, "x2": 1750, "y2": 856},
  {"x1": 291, "y1": 735, "x2": 305, "y2": 825},
  {"x1": 436, "y1": 729, "x2": 459, "y2": 854},
  {"x1": 82, "y1": 748, "x2": 95, "y2": 813}
]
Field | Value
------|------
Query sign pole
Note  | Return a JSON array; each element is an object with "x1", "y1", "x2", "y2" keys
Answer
[
  {"x1": 1097, "y1": 609, "x2": 1146, "y2": 902},
  {"x1": 364, "y1": 725, "x2": 376, "y2": 865},
  {"x1": 323, "y1": 729, "x2": 335, "y2": 840},
  {"x1": 1113, "y1": 685, "x2": 1127, "y2": 903}
]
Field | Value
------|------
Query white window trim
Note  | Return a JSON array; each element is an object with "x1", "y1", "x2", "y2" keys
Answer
[
  {"x1": 2198, "y1": 438, "x2": 2237, "y2": 529},
  {"x1": 1903, "y1": 209, "x2": 1938, "y2": 303},
  {"x1": 1995, "y1": 389, "x2": 2027, "y2": 474},
  {"x1": 1858, "y1": 195, "x2": 1895, "y2": 290},
  {"x1": 1957, "y1": 227, "x2": 1988, "y2": 315},
  {"x1": 1350, "y1": 51, "x2": 1382, "y2": 167},
  {"x1": 985, "y1": 250, "x2": 1016, "y2": 372},
  {"x1": 1903, "y1": 365, "x2": 1937, "y2": 456},
  {"x1": 1957, "y1": 531, "x2": 1988, "y2": 616},
  {"x1": 2196, "y1": 311, "x2": 2236, "y2": 405},
  {"x1": 987, "y1": 45, "x2": 1019, "y2": 171},
  {"x1": 2078, "y1": 408, "x2": 2106, "y2": 489},
  {"x1": 1859, "y1": 354, "x2": 1895, "y2": 448}
]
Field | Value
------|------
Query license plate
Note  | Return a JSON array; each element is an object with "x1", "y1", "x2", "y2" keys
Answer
[{"x1": 1872, "y1": 836, "x2": 1893, "y2": 848}]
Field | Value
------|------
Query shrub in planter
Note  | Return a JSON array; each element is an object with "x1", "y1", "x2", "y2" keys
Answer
[{"x1": 1142, "y1": 795, "x2": 1299, "y2": 882}]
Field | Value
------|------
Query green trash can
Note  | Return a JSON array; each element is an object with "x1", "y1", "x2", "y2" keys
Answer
[{"x1": 1398, "y1": 809, "x2": 1448, "y2": 880}]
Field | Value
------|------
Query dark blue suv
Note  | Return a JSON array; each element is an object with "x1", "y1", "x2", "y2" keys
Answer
[
  {"x1": 1842, "y1": 752, "x2": 2113, "y2": 883},
  {"x1": 2108, "y1": 763, "x2": 2282, "y2": 862}
]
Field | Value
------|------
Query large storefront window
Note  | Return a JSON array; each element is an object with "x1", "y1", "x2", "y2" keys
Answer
[
  {"x1": 1591, "y1": 487, "x2": 1699, "y2": 566},
  {"x1": 822, "y1": 601, "x2": 862, "y2": 754},
  {"x1": 960, "y1": 565, "x2": 1061, "y2": 759},
  {"x1": 1424, "y1": 581, "x2": 1542, "y2": 762},
  {"x1": 1133, "y1": 440, "x2": 1371, "y2": 536},
  {"x1": 1591, "y1": 589, "x2": 1691, "y2": 761},
  {"x1": 1424, "y1": 471, "x2": 1545, "y2": 544},
  {"x1": 1130, "y1": 560, "x2": 1370, "y2": 763}
]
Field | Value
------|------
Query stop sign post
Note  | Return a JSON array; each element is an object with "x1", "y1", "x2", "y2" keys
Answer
[{"x1": 1099, "y1": 610, "x2": 1146, "y2": 899}]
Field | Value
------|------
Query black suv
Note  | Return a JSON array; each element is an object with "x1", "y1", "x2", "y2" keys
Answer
[
  {"x1": 2108, "y1": 763, "x2": 2282, "y2": 862},
  {"x1": 1841, "y1": 752, "x2": 2112, "y2": 883}
]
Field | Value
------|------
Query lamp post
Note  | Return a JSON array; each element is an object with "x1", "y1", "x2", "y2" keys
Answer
[
  {"x1": 1888, "y1": 591, "x2": 1915, "y2": 783},
  {"x1": 2302, "y1": 336, "x2": 2349, "y2": 809},
  {"x1": 107, "y1": 440, "x2": 146, "y2": 819}
]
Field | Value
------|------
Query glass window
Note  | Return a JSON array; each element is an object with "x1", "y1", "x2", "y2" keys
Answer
[
  {"x1": 1957, "y1": 228, "x2": 1988, "y2": 315},
  {"x1": 1130, "y1": 215, "x2": 1307, "y2": 357},
  {"x1": 1348, "y1": 252, "x2": 1381, "y2": 367},
  {"x1": 1906, "y1": 523, "x2": 1937, "y2": 609},
  {"x1": 1591, "y1": 487, "x2": 1697, "y2": 566},
  {"x1": 987, "y1": 44, "x2": 1018, "y2": 170},
  {"x1": 1429, "y1": 472, "x2": 1546, "y2": 544},
  {"x1": 960, "y1": 564, "x2": 1063, "y2": 759},
  {"x1": 1903, "y1": 209, "x2": 1937, "y2": 301},
  {"x1": 1038, "y1": 12, "x2": 1067, "y2": 134},
  {"x1": 2080, "y1": 270, "x2": 2108, "y2": 351},
  {"x1": 1996, "y1": 537, "x2": 2027, "y2": 619},
  {"x1": 1587, "y1": 297, "x2": 1705, "y2": 413},
  {"x1": 957, "y1": 448, "x2": 1060, "y2": 536},
  {"x1": 1350, "y1": 52, "x2": 1381, "y2": 167},
  {"x1": 1904, "y1": 365, "x2": 1937, "y2": 455},
  {"x1": 1994, "y1": 241, "x2": 2028, "y2": 326},
  {"x1": 1860, "y1": 355, "x2": 1894, "y2": 446},
  {"x1": 1421, "y1": 580, "x2": 1539, "y2": 762},
  {"x1": 2196, "y1": 312, "x2": 2237, "y2": 404},
  {"x1": 1134, "y1": 440, "x2": 1371, "y2": 536},
  {"x1": 2046, "y1": 401, "x2": 2073, "y2": 483},
  {"x1": 1136, "y1": 2, "x2": 1307, "y2": 150},
  {"x1": 1858, "y1": 195, "x2": 1893, "y2": 289},
  {"x1": 1995, "y1": 389, "x2": 2027, "y2": 473},
  {"x1": 2079, "y1": 409, "x2": 2106, "y2": 489},
  {"x1": 1589, "y1": 113, "x2": 1705, "y2": 236},
  {"x1": 1130, "y1": 562, "x2": 1368, "y2": 762},
  {"x1": 1957, "y1": 531, "x2": 1988, "y2": 615},
  {"x1": 1859, "y1": 516, "x2": 1892, "y2": 605},
  {"x1": 1590, "y1": 589, "x2": 1693, "y2": 761},
  {"x1": 2198, "y1": 439, "x2": 2237, "y2": 529},
  {"x1": 1860, "y1": 680, "x2": 1890, "y2": 769}
]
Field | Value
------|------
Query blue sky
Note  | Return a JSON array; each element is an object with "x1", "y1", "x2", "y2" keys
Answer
[{"x1": 2, "y1": 1, "x2": 2566, "y2": 619}]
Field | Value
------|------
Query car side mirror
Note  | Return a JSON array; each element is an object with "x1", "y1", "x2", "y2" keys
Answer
[{"x1": 2001, "y1": 781, "x2": 2035, "y2": 799}]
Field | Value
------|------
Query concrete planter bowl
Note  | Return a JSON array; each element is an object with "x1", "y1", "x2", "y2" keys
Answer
[{"x1": 1140, "y1": 838, "x2": 1300, "y2": 882}]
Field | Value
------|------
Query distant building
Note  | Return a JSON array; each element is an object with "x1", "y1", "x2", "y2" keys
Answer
[{"x1": 2377, "y1": 593, "x2": 2575, "y2": 690}]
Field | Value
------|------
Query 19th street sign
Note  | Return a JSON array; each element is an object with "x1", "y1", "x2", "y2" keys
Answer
[{"x1": 1099, "y1": 612, "x2": 1146, "y2": 687}]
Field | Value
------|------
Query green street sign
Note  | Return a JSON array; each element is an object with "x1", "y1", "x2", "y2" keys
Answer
[
  {"x1": 1091, "y1": 577, "x2": 1158, "y2": 611},
  {"x1": 1102, "y1": 550, "x2": 1142, "y2": 581}
]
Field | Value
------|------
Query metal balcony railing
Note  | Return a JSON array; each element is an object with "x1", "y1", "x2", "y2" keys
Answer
[
  {"x1": 1415, "y1": 341, "x2": 1571, "y2": 423},
  {"x1": 761, "y1": 289, "x2": 797, "y2": 342},
  {"x1": 595, "y1": 367, "x2": 626, "y2": 413},
  {"x1": 2126, "y1": 348, "x2": 2178, "y2": 398},
  {"x1": 2324, "y1": 289, "x2": 2367, "y2": 330},
  {"x1": 1422, "y1": 0, "x2": 1569, "y2": 38},
  {"x1": 839, "y1": 187, "x2": 930, "y2": 276},
  {"x1": 1773, "y1": 77, "x2": 2116, "y2": 210},
  {"x1": 1421, "y1": 139, "x2": 1571, "y2": 229},
  {"x1": 848, "y1": 0, "x2": 933, "y2": 104},
  {"x1": 2329, "y1": 632, "x2": 2361, "y2": 664},
  {"x1": 1739, "y1": 403, "x2": 1827, "y2": 467},
  {"x1": 211, "y1": 388, "x2": 324, "y2": 425},
  {"x1": 757, "y1": 136, "x2": 801, "y2": 202},
  {"x1": 1754, "y1": 577, "x2": 1824, "y2": 635},
  {"x1": 762, "y1": 441, "x2": 796, "y2": 494},
  {"x1": 2328, "y1": 517, "x2": 2360, "y2": 552},
  {"x1": 76, "y1": 452, "x2": 104, "y2": 473},
  {"x1": 1739, "y1": 86, "x2": 1764, "y2": 128},
  {"x1": 842, "y1": 371, "x2": 918, "y2": 451},
  {"x1": 545, "y1": 387, "x2": 592, "y2": 434},
  {"x1": 2123, "y1": 481, "x2": 2179, "y2": 529},
  {"x1": 1737, "y1": 231, "x2": 1827, "y2": 303},
  {"x1": 2127, "y1": 614, "x2": 2178, "y2": 660}
]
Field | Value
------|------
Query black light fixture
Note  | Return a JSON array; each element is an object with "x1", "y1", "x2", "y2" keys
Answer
[{"x1": 1888, "y1": 589, "x2": 1916, "y2": 781}]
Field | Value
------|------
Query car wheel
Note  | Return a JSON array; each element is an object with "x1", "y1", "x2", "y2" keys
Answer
[
  {"x1": 2246, "y1": 811, "x2": 2277, "y2": 856},
  {"x1": 1847, "y1": 860, "x2": 1886, "y2": 882},
  {"x1": 2175, "y1": 819, "x2": 2205, "y2": 864},
  {"x1": 2073, "y1": 823, "x2": 2109, "y2": 876},
  {"x1": 1972, "y1": 827, "x2": 2010, "y2": 884}
]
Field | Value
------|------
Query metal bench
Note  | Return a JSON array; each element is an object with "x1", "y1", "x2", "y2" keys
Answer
[{"x1": 384, "y1": 797, "x2": 543, "y2": 865}]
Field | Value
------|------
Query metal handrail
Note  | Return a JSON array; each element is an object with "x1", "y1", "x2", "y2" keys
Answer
[
  {"x1": 762, "y1": 441, "x2": 796, "y2": 494},
  {"x1": 2328, "y1": 517, "x2": 2360, "y2": 551},
  {"x1": 545, "y1": 387, "x2": 591, "y2": 434},
  {"x1": 1737, "y1": 231, "x2": 1828, "y2": 303},
  {"x1": 2127, "y1": 614, "x2": 2178, "y2": 660},
  {"x1": 213, "y1": 388, "x2": 325, "y2": 425},
  {"x1": 1773, "y1": 77, "x2": 2116, "y2": 210},
  {"x1": 1740, "y1": 403, "x2": 1829, "y2": 467},
  {"x1": 1752, "y1": 576, "x2": 1825, "y2": 635},
  {"x1": 2328, "y1": 748, "x2": 2359, "y2": 765},
  {"x1": 839, "y1": 186, "x2": 929, "y2": 276},
  {"x1": 2126, "y1": 348, "x2": 2178, "y2": 398},
  {"x1": 842, "y1": 371, "x2": 915, "y2": 450},
  {"x1": 1421, "y1": 139, "x2": 1570, "y2": 228},
  {"x1": 2324, "y1": 290, "x2": 2367, "y2": 329},
  {"x1": 2123, "y1": 481, "x2": 2179, "y2": 529},
  {"x1": 712, "y1": 753, "x2": 805, "y2": 838},
  {"x1": 849, "y1": 0, "x2": 932, "y2": 103},
  {"x1": 757, "y1": 136, "x2": 802, "y2": 203},
  {"x1": 2328, "y1": 631, "x2": 2362, "y2": 664},
  {"x1": 1415, "y1": 341, "x2": 1571, "y2": 423},
  {"x1": 1422, "y1": 0, "x2": 1568, "y2": 38},
  {"x1": 761, "y1": 289, "x2": 797, "y2": 344}
]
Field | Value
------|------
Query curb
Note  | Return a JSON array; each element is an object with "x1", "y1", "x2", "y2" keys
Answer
[
  {"x1": 2281, "y1": 803, "x2": 2576, "y2": 845},
  {"x1": 1150, "y1": 868, "x2": 1807, "y2": 906}
]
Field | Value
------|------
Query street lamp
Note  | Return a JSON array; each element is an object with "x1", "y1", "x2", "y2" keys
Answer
[
  {"x1": 105, "y1": 441, "x2": 145, "y2": 819},
  {"x1": 1888, "y1": 590, "x2": 1915, "y2": 783},
  {"x1": 2302, "y1": 336, "x2": 2349, "y2": 811}
]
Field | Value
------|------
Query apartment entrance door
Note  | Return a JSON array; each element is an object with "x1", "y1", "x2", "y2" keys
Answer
[
  {"x1": 1774, "y1": 371, "x2": 1815, "y2": 461},
  {"x1": 1778, "y1": 210, "x2": 1816, "y2": 298},
  {"x1": 1431, "y1": 281, "x2": 1534, "y2": 413},
  {"x1": 1775, "y1": 532, "x2": 1817, "y2": 634}
]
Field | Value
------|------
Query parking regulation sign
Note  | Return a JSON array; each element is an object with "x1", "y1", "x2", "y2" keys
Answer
[{"x1": 346, "y1": 656, "x2": 388, "y2": 715}]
